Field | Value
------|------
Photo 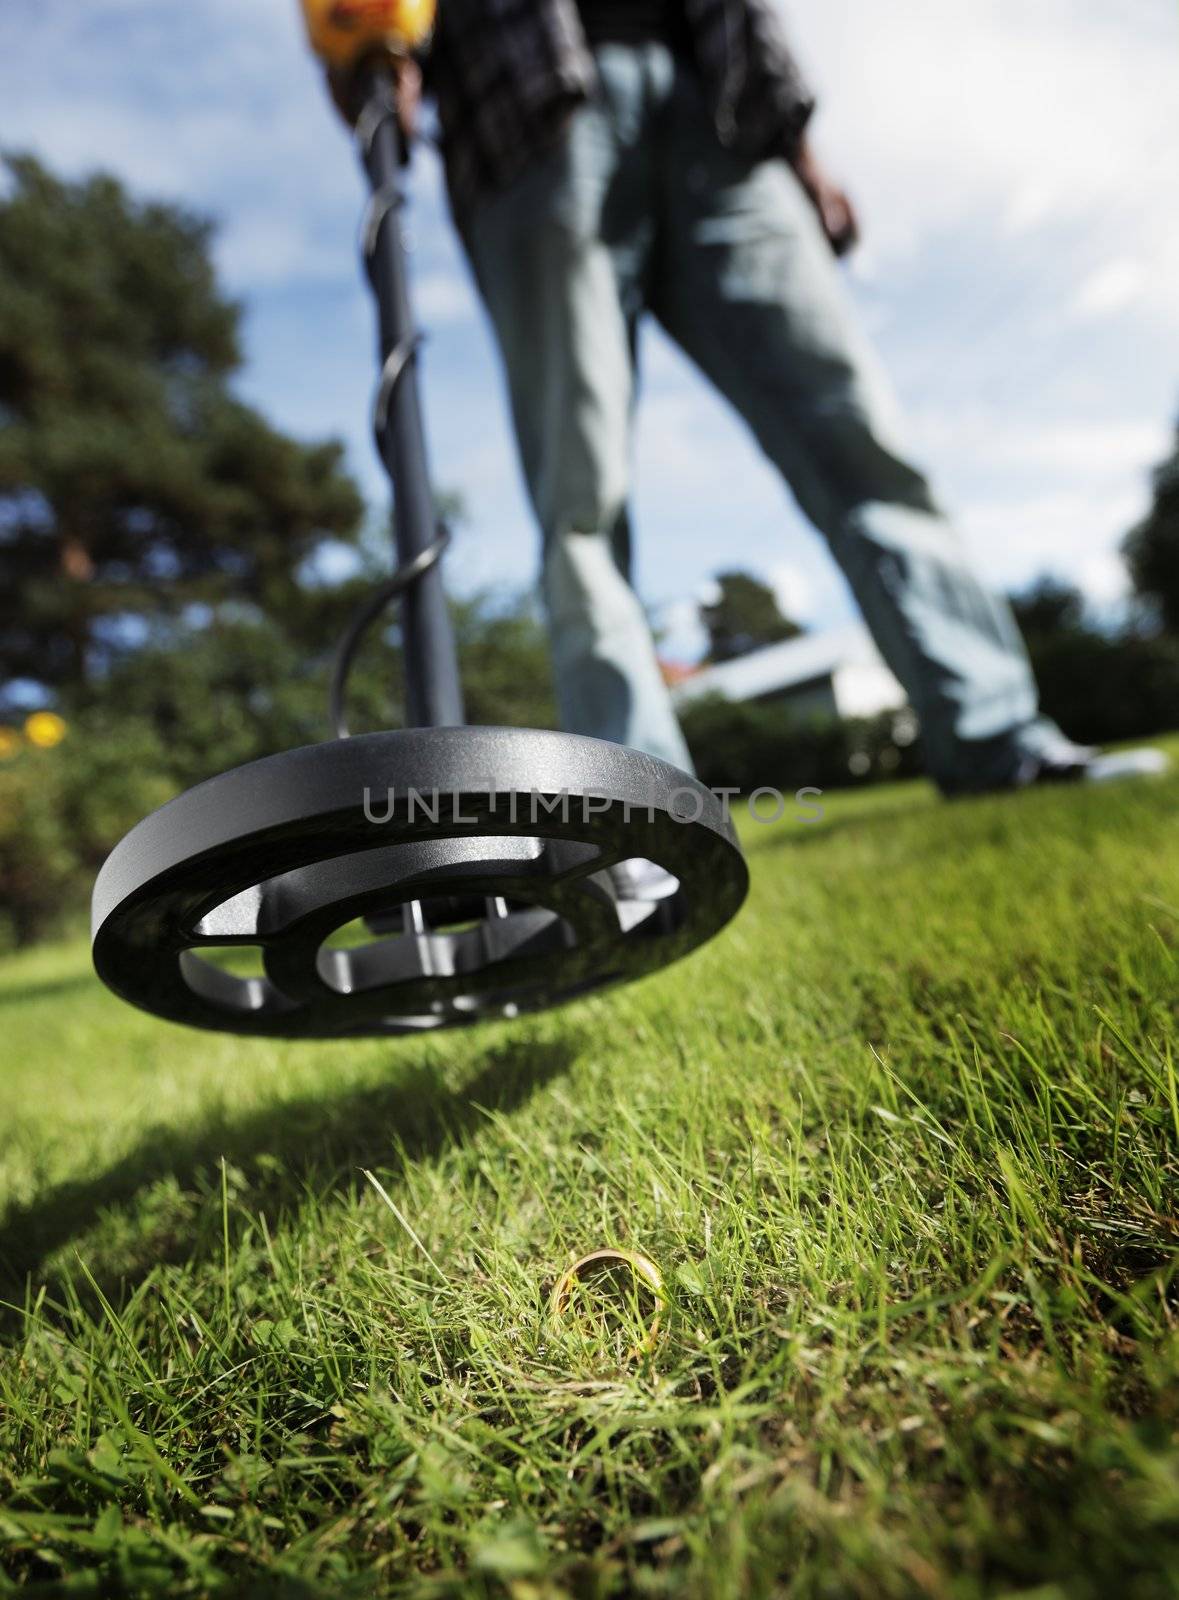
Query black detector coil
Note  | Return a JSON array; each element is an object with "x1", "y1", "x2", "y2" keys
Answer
[{"x1": 91, "y1": 728, "x2": 747, "y2": 1037}]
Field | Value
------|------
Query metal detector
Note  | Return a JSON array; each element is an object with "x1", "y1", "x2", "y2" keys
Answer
[{"x1": 90, "y1": 12, "x2": 747, "y2": 1038}]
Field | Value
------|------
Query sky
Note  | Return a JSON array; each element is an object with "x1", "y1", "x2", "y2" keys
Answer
[{"x1": 2, "y1": 0, "x2": 1176, "y2": 661}]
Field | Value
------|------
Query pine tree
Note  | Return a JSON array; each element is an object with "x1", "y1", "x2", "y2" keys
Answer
[
  {"x1": 0, "y1": 156, "x2": 364, "y2": 708},
  {"x1": 699, "y1": 570, "x2": 802, "y2": 664},
  {"x1": 1124, "y1": 417, "x2": 1179, "y2": 634}
]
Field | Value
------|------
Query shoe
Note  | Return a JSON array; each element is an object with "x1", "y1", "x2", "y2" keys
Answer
[
  {"x1": 1016, "y1": 743, "x2": 1170, "y2": 788},
  {"x1": 1082, "y1": 748, "x2": 1170, "y2": 783},
  {"x1": 1011, "y1": 738, "x2": 1093, "y2": 786}
]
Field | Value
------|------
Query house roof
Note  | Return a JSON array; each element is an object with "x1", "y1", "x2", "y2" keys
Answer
[{"x1": 672, "y1": 623, "x2": 902, "y2": 710}]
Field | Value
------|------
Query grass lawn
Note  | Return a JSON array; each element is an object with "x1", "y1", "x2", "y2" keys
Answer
[{"x1": 2, "y1": 752, "x2": 1178, "y2": 1597}]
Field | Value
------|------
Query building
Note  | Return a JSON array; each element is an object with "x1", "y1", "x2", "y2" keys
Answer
[{"x1": 671, "y1": 622, "x2": 904, "y2": 722}]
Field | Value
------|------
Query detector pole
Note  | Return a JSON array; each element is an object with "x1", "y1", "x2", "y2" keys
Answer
[{"x1": 355, "y1": 65, "x2": 464, "y2": 729}]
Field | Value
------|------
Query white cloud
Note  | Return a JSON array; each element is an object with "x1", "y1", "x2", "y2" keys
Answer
[
  {"x1": 655, "y1": 597, "x2": 708, "y2": 662},
  {"x1": 215, "y1": 214, "x2": 335, "y2": 288},
  {"x1": 1077, "y1": 550, "x2": 1131, "y2": 608},
  {"x1": 787, "y1": 0, "x2": 1177, "y2": 243},
  {"x1": 1069, "y1": 259, "x2": 1149, "y2": 321},
  {"x1": 961, "y1": 482, "x2": 1146, "y2": 599},
  {"x1": 768, "y1": 562, "x2": 815, "y2": 624},
  {"x1": 913, "y1": 412, "x2": 1169, "y2": 481},
  {"x1": 412, "y1": 270, "x2": 478, "y2": 325}
]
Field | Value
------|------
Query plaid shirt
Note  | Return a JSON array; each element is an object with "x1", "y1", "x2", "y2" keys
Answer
[{"x1": 429, "y1": 0, "x2": 815, "y2": 212}]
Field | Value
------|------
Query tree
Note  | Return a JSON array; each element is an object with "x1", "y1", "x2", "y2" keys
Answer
[
  {"x1": 699, "y1": 570, "x2": 802, "y2": 664},
  {"x1": 1007, "y1": 572, "x2": 1179, "y2": 746},
  {"x1": 76, "y1": 588, "x2": 557, "y2": 788},
  {"x1": 452, "y1": 591, "x2": 557, "y2": 730},
  {"x1": 1008, "y1": 575, "x2": 1087, "y2": 643},
  {"x1": 0, "y1": 156, "x2": 364, "y2": 709},
  {"x1": 1124, "y1": 418, "x2": 1179, "y2": 633}
]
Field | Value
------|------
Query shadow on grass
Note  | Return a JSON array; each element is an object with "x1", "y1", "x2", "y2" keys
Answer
[
  {"x1": 6, "y1": 1578, "x2": 340, "y2": 1600},
  {"x1": 0, "y1": 971, "x2": 96, "y2": 1010},
  {"x1": 0, "y1": 1029, "x2": 582, "y2": 1327},
  {"x1": 752, "y1": 801, "x2": 929, "y2": 854}
]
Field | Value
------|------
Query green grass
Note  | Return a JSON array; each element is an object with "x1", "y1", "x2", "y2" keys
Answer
[{"x1": 2, "y1": 753, "x2": 1179, "y2": 1598}]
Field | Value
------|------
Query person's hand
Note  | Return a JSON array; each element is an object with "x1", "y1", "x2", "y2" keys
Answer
[
  {"x1": 327, "y1": 50, "x2": 422, "y2": 143},
  {"x1": 789, "y1": 136, "x2": 860, "y2": 258}
]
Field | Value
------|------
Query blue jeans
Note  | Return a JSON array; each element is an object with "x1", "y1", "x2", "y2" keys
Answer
[{"x1": 454, "y1": 42, "x2": 1063, "y2": 792}]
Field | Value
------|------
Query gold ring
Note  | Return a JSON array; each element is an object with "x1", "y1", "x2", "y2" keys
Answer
[{"x1": 549, "y1": 1248, "x2": 666, "y2": 1358}]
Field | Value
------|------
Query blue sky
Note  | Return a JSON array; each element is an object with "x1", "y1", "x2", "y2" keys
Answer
[{"x1": 3, "y1": 0, "x2": 1176, "y2": 660}]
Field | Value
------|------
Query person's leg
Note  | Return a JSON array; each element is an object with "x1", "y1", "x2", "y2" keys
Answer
[
  {"x1": 654, "y1": 69, "x2": 1066, "y2": 793},
  {"x1": 453, "y1": 46, "x2": 693, "y2": 771}
]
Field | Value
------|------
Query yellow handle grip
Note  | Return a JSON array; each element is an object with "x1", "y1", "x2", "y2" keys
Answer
[{"x1": 299, "y1": 0, "x2": 435, "y2": 68}]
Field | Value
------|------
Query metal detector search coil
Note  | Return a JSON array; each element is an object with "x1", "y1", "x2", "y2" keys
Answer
[
  {"x1": 300, "y1": 0, "x2": 435, "y2": 66},
  {"x1": 91, "y1": 730, "x2": 747, "y2": 1038}
]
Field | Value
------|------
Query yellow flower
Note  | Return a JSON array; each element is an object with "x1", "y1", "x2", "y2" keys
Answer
[
  {"x1": 24, "y1": 711, "x2": 68, "y2": 749},
  {"x1": 0, "y1": 726, "x2": 21, "y2": 760}
]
